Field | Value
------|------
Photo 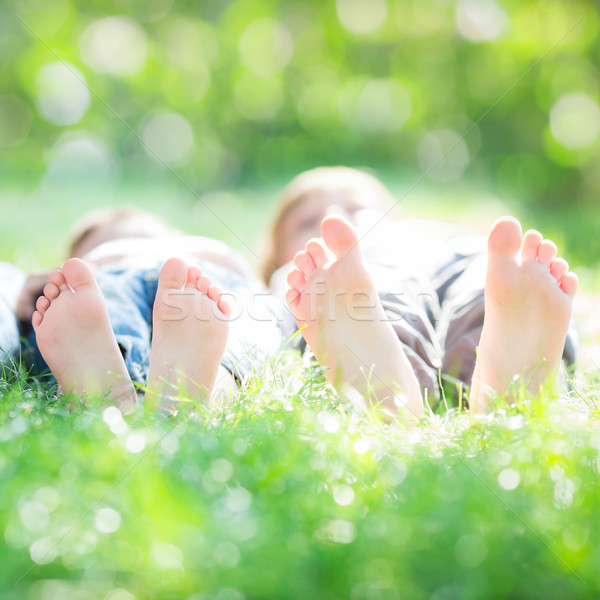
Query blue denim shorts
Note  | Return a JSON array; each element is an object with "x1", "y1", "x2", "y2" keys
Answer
[{"x1": 94, "y1": 259, "x2": 283, "y2": 386}]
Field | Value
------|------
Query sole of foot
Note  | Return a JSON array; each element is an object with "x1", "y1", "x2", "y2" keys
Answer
[
  {"x1": 470, "y1": 216, "x2": 578, "y2": 412},
  {"x1": 285, "y1": 215, "x2": 423, "y2": 421},
  {"x1": 146, "y1": 257, "x2": 230, "y2": 411},
  {"x1": 32, "y1": 258, "x2": 137, "y2": 410}
]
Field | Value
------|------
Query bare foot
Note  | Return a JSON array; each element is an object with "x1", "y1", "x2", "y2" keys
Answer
[
  {"x1": 285, "y1": 215, "x2": 423, "y2": 419},
  {"x1": 470, "y1": 217, "x2": 578, "y2": 412},
  {"x1": 32, "y1": 258, "x2": 137, "y2": 409},
  {"x1": 146, "y1": 258, "x2": 230, "y2": 410}
]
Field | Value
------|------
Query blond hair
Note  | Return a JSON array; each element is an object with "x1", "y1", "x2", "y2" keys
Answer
[{"x1": 260, "y1": 166, "x2": 395, "y2": 283}]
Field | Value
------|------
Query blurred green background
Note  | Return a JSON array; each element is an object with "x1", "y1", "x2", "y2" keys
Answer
[{"x1": 1, "y1": 0, "x2": 599, "y2": 273}]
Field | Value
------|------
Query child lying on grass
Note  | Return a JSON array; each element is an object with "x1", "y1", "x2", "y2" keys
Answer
[
  {"x1": 265, "y1": 167, "x2": 578, "y2": 416},
  {"x1": 21, "y1": 208, "x2": 281, "y2": 410}
]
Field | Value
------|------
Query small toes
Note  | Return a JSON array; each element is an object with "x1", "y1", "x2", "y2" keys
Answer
[
  {"x1": 560, "y1": 272, "x2": 578, "y2": 297},
  {"x1": 49, "y1": 270, "x2": 68, "y2": 291},
  {"x1": 197, "y1": 275, "x2": 212, "y2": 295},
  {"x1": 293, "y1": 250, "x2": 316, "y2": 277},
  {"x1": 32, "y1": 311, "x2": 43, "y2": 329},
  {"x1": 537, "y1": 240, "x2": 557, "y2": 266},
  {"x1": 207, "y1": 284, "x2": 222, "y2": 303},
  {"x1": 285, "y1": 288, "x2": 301, "y2": 309},
  {"x1": 185, "y1": 265, "x2": 202, "y2": 289},
  {"x1": 286, "y1": 268, "x2": 306, "y2": 292},
  {"x1": 43, "y1": 282, "x2": 60, "y2": 301},
  {"x1": 305, "y1": 239, "x2": 329, "y2": 268},
  {"x1": 36, "y1": 296, "x2": 50, "y2": 313},
  {"x1": 550, "y1": 258, "x2": 569, "y2": 282},
  {"x1": 520, "y1": 230, "x2": 543, "y2": 263}
]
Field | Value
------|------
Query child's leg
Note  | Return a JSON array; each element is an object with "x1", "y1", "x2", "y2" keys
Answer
[
  {"x1": 146, "y1": 258, "x2": 230, "y2": 411},
  {"x1": 470, "y1": 217, "x2": 578, "y2": 412},
  {"x1": 286, "y1": 215, "x2": 423, "y2": 420},
  {"x1": 32, "y1": 258, "x2": 137, "y2": 409}
]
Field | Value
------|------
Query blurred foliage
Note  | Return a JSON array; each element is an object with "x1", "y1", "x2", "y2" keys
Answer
[
  {"x1": 1, "y1": 0, "x2": 600, "y2": 202},
  {"x1": 1, "y1": 352, "x2": 600, "y2": 598}
]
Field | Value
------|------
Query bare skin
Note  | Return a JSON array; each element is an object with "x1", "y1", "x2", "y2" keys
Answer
[
  {"x1": 470, "y1": 217, "x2": 578, "y2": 412},
  {"x1": 32, "y1": 258, "x2": 137, "y2": 410},
  {"x1": 285, "y1": 215, "x2": 423, "y2": 420},
  {"x1": 146, "y1": 257, "x2": 231, "y2": 411}
]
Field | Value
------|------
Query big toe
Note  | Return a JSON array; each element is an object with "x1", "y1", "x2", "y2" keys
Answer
[
  {"x1": 62, "y1": 258, "x2": 97, "y2": 291},
  {"x1": 320, "y1": 215, "x2": 362, "y2": 259},
  {"x1": 487, "y1": 217, "x2": 522, "y2": 257},
  {"x1": 158, "y1": 257, "x2": 187, "y2": 290}
]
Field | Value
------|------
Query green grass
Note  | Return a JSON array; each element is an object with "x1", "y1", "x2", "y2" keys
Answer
[{"x1": 1, "y1": 352, "x2": 600, "y2": 599}]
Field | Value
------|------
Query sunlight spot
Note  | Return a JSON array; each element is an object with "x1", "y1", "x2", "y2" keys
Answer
[
  {"x1": 95, "y1": 507, "x2": 122, "y2": 534},
  {"x1": 36, "y1": 62, "x2": 90, "y2": 126},
  {"x1": 103, "y1": 406, "x2": 128, "y2": 435},
  {"x1": 29, "y1": 536, "x2": 57, "y2": 564},
  {"x1": 125, "y1": 433, "x2": 146, "y2": 454},
  {"x1": 454, "y1": 534, "x2": 488, "y2": 567},
  {"x1": 333, "y1": 484, "x2": 355, "y2": 506},
  {"x1": 549, "y1": 465, "x2": 564, "y2": 481},
  {"x1": 550, "y1": 92, "x2": 600, "y2": 150},
  {"x1": 19, "y1": 499, "x2": 49, "y2": 532},
  {"x1": 318, "y1": 411, "x2": 340, "y2": 433},
  {"x1": 33, "y1": 487, "x2": 61, "y2": 512},
  {"x1": 336, "y1": 0, "x2": 388, "y2": 34},
  {"x1": 456, "y1": 0, "x2": 509, "y2": 42},
  {"x1": 506, "y1": 415, "x2": 524, "y2": 430},
  {"x1": 211, "y1": 458, "x2": 234, "y2": 483},
  {"x1": 214, "y1": 541, "x2": 240, "y2": 568},
  {"x1": 353, "y1": 437, "x2": 369, "y2": 454},
  {"x1": 161, "y1": 431, "x2": 179, "y2": 454},
  {"x1": 497, "y1": 468, "x2": 520, "y2": 491},
  {"x1": 554, "y1": 477, "x2": 575, "y2": 509},
  {"x1": 80, "y1": 17, "x2": 147, "y2": 76},
  {"x1": 141, "y1": 111, "x2": 195, "y2": 167},
  {"x1": 224, "y1": 487, "x2": 252, "y2": 513},
  {"x1": 317, "y1": 519, "x2": 357, "y2": 544},
  {"x1": 151, "y1": 542, "x2": 184, "y2": 571}
]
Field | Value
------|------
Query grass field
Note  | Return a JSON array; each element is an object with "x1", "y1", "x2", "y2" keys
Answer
[{"x1": 1, "y1": 178, "x2": 600, "y2": 599}]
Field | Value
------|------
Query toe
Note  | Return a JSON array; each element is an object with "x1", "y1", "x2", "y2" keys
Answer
[
  {"x1": 520, "y1": 230, "x2": 544, "y2": 263},
  {"x1": 43, "y1": 282, "x2": 60, "y2": 301},
  {"x1": 62, "y1": 258, "x2": 98, "y2": 291},
  {"x1": 158, "y1": 257, "x2": 187, "y2": 290},
  {"x1": 305, "y1": 239, "x2": 329, "y2": 268},
  {"x1": 207, "y1": 284, "x2": 222, "y2": 303},
  {"x1": 487, "y1": 217, "x2": 522, "y2": 256},
  {"x1": 32, "y1": 311, "x2": 43, "y2": 329},
  {"x1": 286, "y1": 268, "x2": 306, "y2": 292},
  {"x1": 293, "y1": 250, "x2": 316, "y2": 276},
  {"x1": 550, "y1": 258, "x2": 569, "y2": 282},
  {"x1": 285, "y1": 288, "x2": 301, "y2": 309},
  {"x1": 560, "y1": 272, "x2": 578, "y2": 297},
  {"x1": 320, "y1": 215, "x2": 362, "y2": 260},
  {"x1": 36, "y1": 296, "x2": 50, "y2": 313},
  {"x1": 49, "y1": 270, "x2": 69, "y2": 292},
  {"x1": 197, "y1": 275, "x2": 212, "y2": 294},
  {"x1": 537, "y1": 240, "x2": 557, "y2": 266},
  {"x1": 185, "y1": 265, "x2": 202, "y2": 289}
]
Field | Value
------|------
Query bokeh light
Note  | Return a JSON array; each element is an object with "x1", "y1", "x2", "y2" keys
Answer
[
  {"x1": 141, "y1": 111, "x2": 195, "y2": 166},
  {"x1": 336, "y1": 0, "x2": 388, "y2": 34},
  {"x1": 550, "y1": 92, "x2": 600, "y2": 150},
  {"x1": 35, "y1": 62, "x2": 90, "y2": 126},
  {"x1": 80, "y1": 17, "x2": 148, "y2": 76}
]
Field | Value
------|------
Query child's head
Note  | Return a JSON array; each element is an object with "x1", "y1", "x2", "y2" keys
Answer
[
  {"x1": 261, "y1": 166, "x2": 395, "y2": 283},
  {"x1": 68, "y1": 207, "x2": 178, "y2": 258}
]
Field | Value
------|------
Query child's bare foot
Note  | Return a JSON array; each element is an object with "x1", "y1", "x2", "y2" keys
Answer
[
  {"x1": 32, "y1": 258, "x2": 137, "y2": 409},
  {"x1": 286, "y1": 215, "x2": 423, "y2": 419},
  {"x1": 146, "y1": 258, "x2": 230, "y2": 410},
  {"x1": 470, "y1": 217, "x2": 578, "y2": 412}
]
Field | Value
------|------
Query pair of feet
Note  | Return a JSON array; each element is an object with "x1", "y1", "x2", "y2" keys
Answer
[
  {"x1": 33, "y1": 258, "x2": 230, "y2": 410},
  {"x1": 286, "y1": 215, "x2": 577, "y2": 415}
]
